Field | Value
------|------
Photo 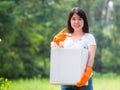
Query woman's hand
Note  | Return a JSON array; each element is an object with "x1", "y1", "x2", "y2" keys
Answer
[
  {"x1": 51, "y1": 42, "x2": 64, "y2": 48},
  {"x1": 76, "y1": 66, "x2": 92, "y2": 87}
]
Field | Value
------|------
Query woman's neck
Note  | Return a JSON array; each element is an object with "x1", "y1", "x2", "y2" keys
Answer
[
  {"x1": 71, "y1": 30, "x2": 85, "y2": 42},
  {"x1": 72, "y1": 30, "x2": 84, "y2": 37}
]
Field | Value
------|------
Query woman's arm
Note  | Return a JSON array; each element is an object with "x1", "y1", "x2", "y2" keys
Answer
[
  {"x1": 87, "y1": 45, "x2": 96, "y2": 67},
  {"x1": 76, "y1": 45, "x2": 96, "y2": 87}
]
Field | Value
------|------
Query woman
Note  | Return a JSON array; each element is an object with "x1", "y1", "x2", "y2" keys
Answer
[{"x1": 51, "y1": 7, "x2": 96, "y2": 90}]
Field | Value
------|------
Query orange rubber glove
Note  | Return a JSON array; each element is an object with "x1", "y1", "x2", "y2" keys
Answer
[
  {"x1": 53, "y1": 28, "x2": 71, "y2": 45},
  {"x1": 76, "y1": 66, "x2": 92, "y2": 87}
]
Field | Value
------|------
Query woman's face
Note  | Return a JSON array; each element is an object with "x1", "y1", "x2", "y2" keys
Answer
[{"x1": 70, "y1": 13, "x2": 84, "y2": 31}]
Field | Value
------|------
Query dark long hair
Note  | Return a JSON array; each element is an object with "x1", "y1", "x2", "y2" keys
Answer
[{"x1": 67, "y1": 7, "x2": 89, "y2": 33}]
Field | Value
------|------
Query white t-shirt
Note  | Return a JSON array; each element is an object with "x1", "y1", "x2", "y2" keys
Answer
[{"x1": 63, "y1": 33, "x2": 96, "y2": 49}]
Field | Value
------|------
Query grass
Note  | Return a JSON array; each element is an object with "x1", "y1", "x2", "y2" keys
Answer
[
  {"x1": 8, "y1": 73, "x2": 120, "y2": 90},
  {"x1": 93, "y1": 73, "x2": 120, "y2": 90},
  {"x1": 9, "y1": 78, "x2": 59, "y2": 90}
]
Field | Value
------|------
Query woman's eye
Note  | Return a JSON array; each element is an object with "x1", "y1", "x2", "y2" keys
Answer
[
  {"x1": 79, "y1": 18, "x2": 83, "y2": 20},
  {"x1": 72, "y1": 18, "x2": 76, "y2": 20},
  {"x1": 71, "y1": 18, "x2": 83, "y2": 21}
]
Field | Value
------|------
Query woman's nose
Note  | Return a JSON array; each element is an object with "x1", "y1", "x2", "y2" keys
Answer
[{"x1": 75, "y1": 20, "x2": 79, "y2": 23}]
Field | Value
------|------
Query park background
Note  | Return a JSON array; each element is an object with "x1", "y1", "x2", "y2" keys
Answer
[{"x1": 0, "y1": 0, "x2": 120, "y2": 90}]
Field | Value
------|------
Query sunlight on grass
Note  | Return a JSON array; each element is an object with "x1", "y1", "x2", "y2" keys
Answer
[
  {"x1": 8, "y1": 73, "x2": 120, "y2": 90},
  {"x1": 9, "y1": 78, "x2": 59, "y2": 90},
  {"x1": 93, "y1": 73, "x2": 120, "y2": 90}
]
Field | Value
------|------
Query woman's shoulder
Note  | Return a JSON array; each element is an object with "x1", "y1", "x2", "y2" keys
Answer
[
  {"x1": 84, "y1": 33, "x2": 96, "y2": 42},
  {"x1": 85, "y1": 33, "x2": 95, "y2": 38},
  {"x1": 84, "y1": 33, "x2": 96, "y2": 45}
]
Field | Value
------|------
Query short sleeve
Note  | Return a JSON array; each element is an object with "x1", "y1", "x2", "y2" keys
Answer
[{"x1": 87, "y1": 34, "x2": 96, "y2": 46}]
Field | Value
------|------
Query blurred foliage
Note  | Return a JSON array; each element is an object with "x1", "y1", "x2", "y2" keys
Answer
[
  {"x1": 0, "y1": 77, "x2": 11, "y2": 90},
  {"x1": 0, "y1": 0, "x2": 120, "y2": 79}
]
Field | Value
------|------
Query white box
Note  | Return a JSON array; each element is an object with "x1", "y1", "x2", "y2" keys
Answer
[{"x1": 50, "y1": 48, "x2": 88, "y2": 85}]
